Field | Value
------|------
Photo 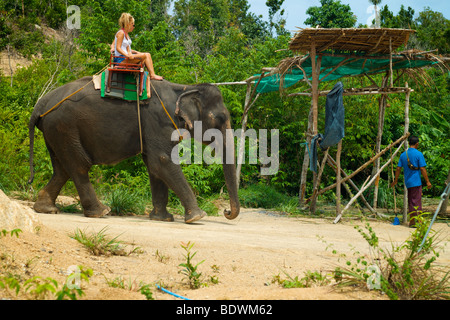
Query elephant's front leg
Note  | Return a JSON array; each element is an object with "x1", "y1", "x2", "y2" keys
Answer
[{"x1": 144, "y1": 153, "x2": 206, "y2": 223}]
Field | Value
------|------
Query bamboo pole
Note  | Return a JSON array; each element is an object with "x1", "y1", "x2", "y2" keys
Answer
[
  {"x1": 299, "y1": 42, "x2": 322, "y2": 207},
  {"x1": 373, "y1": 74, "x2": 389, "y2": 209},
  {"x1": 326, "y1": 154, "x2": 376, "y2": 214},
  {"x1": 236, "y1": 83, "x2": 252, "y2": 189},
  {"x1": 299, "y1": 103, "x2": 314, "y2": 206},
  {"x1": 318, "y1": 132, "x2": 410, "y2": 196},
  {"x1": 288, "y1": 87, "x2": 413, "y2": 97},
  {"x1": 336, "y1": 140, "x2": 343, "y2": 218},
  {"x1": 402, "y1": 83, "x2": 411, "y2": 225},
  {"x1": 334, "y1": 139, "x2": 406, "y2": 223},
  {"x1": 310, "y1": 147, "x2": 329, "y2": 214},
  {"x1": 390, "y1": 37, "x2": 394, "y2": 87},
  {"x1": 310, "y1": 42, "x2": 319, "y2": 135}
]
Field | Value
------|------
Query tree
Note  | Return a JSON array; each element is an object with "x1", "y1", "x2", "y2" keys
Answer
[
  {"x1": 368, "y1": 0, "x2": 382, "y2": 27},
  {"x1": 265, "y1": 0, "x2": 287, "y2": 36},
  {"x1": 414, "y1": 8, "x2": 450, "y2": 53},
  {"x1": 379, "y1": 5, "x2": 415, "y2": 29},
  {"x1": 172, "y1": 0, "x2": 230, "y2": 56},
  {"x1": 304, "y1": 0, "x2": 356, "y2": 28}
]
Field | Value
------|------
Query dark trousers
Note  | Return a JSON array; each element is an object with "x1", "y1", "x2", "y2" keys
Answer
[{"x1": 407, "y1": 185, "x2": 422, "y2": 227}]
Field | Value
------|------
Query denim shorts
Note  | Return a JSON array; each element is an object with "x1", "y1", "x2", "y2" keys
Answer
[{"x1": 113, "y1": 55, "x2": 126, "y2": 63}]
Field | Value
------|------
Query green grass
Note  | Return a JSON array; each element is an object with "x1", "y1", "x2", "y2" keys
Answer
[{"x1": 70, "y1": 227, "x2": 142, "y2": 256}]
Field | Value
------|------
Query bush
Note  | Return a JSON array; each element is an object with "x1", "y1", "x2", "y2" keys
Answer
[
  {"x1": 330, "y1": 214, "x2": 450, "y2": 300},
  {"x1": 238, "y1": 184, "x2": 291, "y2": 208}
]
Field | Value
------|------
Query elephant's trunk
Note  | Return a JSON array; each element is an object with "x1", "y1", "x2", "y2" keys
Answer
[{"x1": 222, "y1": 122, "x2": 240, "y2": 220}]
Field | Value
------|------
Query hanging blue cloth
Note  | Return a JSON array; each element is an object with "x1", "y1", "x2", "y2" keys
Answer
[{"x1": 310, "y1": 82, "x2": 345, "y2": 172}]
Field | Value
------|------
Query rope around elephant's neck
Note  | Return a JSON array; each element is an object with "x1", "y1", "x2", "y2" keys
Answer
[{"x1": 150, "y1": 81, "x2": 183, "y2": 141}]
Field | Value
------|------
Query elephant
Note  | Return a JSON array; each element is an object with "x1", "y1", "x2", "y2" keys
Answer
[{"x1": 28, "y1": 77, "x2": 240, "y2": 223}]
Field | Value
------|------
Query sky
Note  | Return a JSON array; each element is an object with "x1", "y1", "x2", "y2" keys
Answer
[{"x1": 246, "y1": 0, "x2": 450, "y2": 34}]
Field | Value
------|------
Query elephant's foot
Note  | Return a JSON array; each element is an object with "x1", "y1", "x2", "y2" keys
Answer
[
  {"x1": 149, "y1": 209, "x2": 174, "y2": 222},
  {"x1": 34, "y1": 201, "x2": 59, "y2": 214},
  {"x1": 34, "y1": 191, "x2": 59, "y2": 214},
  {"x1": 83, "y1": 204, "x2": 110, "y2": 218},
  {"x1": 185, "y1": 209, "x2": 206, "y2": 224}
]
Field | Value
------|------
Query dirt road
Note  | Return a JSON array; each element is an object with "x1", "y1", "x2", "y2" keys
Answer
[{"x1": 2, "y1": 204, "x2": 449, "y2": 301}]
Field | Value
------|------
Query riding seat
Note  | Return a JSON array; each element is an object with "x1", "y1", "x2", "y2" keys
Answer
[{"x1": 106, "y1": 53, "x2": 145, "y2": 96}]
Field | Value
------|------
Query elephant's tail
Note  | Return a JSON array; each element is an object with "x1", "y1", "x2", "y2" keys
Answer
[{"x1": 28, "y1": 106, "x2": 41, "y2": 185}]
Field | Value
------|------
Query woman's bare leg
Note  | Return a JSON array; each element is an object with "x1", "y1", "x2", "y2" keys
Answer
[{"x1": 125, "y1": 53, "x2": 163, "y2": 80}]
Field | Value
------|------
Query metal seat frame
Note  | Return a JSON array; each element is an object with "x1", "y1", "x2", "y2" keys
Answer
[{"x1": 107, "y1": 54, "x2": 145, "y2": 96}]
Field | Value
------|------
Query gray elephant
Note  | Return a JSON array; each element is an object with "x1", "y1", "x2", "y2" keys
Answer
[{"x1": 28, "y1": 77, "x2": 240, "y2": 223}]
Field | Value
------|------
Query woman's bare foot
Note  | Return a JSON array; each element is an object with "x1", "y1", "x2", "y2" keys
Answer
[{"x1": 151, "y1": 74, "x2": 163, "y2": 81}]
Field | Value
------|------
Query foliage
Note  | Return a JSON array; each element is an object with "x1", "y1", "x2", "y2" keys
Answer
[
  {"x1": 272, "y1": 270, "x2": 331, "y2": 288},
  {"x1": 379, "y1": 4, "x2": 415, "y2": 29},
  {"x1": 0, "y1": 228, "x2": 22, "y2": 238},
  {"x1": 103, "y1": 275, "x2": 155, "y2": 299},
  {"x1": 0, "y1": 0, "x2": 449, "y2": 211},
  {"x1": 304, "y1": 0, "x2": 357, "y2": 28},
  {"x1": 0, "y1": 269, "x2": 92, "y2": 300},
  {"x1": 70, "y1": 227, "x2": 143, "y2": 256},
  {"x1": 238, "y1": 183, "x2": 291, "y2": 208},
  {"x1": 327, "y1": 217, "x2": 450, "y2": 300},
  {"x1": 179, "y1": 241, "x2": 206, "y2": 289}
]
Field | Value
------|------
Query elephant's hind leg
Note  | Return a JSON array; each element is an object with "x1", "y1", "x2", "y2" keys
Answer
[
  {"x1": 57, "y1": 148, "x2": 109, "y2": 218},
  {"x1": 34, "y1": 151, "x2": 69, "y2": 214}
]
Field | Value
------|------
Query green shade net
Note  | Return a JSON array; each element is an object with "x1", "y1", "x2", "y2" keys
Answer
[{"x1": 256, "y1": 54, "x2": 437, "y2": 93}]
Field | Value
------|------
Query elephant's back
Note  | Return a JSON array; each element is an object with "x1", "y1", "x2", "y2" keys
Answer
[{"x1": 33, "y1": 77, "x2": 95, "y2": 114}]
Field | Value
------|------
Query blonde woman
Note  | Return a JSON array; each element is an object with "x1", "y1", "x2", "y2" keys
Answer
[{"x1": 112, "y1": 13, "x2": 163, "y2": 81}]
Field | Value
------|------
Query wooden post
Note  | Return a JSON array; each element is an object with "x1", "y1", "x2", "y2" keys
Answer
[
  {"x1": 390, "y1": 37, "x2": 394, "y2": 87},
  {"x1": 236, "y1": 82, "x2": 252, "y2": 188},
  {"x1": 308, "y1": 44, "x2": 323, "y2": 214},
  {"x1": 402, "y1": 83, "x2": 411, "y2": 225},
  {"x1": 336, "y1": 140, "x2": 342, "y2": 218},
  {"x1": 299, "y1": 47, "x2": 320, "y2": 207},
  {"x1": 310, "y1": 148, "x2": 329, "y2": 214},
  {"x1": 373, "y1": 74, "x2": 388, "y2": 209},
  {"x1": 310, "y1": 42, "x2": 319, "y2": 136},
  {"x1": 299, "y1": 103, "x2": 313, "y2": 207},
  {"x1": 438, "y1": 169, "x2": 450, "y2": 216}
]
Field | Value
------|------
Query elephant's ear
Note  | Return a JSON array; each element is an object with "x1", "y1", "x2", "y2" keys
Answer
[{"x1": 175, "y1": 90, "x2": 200, "y2": 130}]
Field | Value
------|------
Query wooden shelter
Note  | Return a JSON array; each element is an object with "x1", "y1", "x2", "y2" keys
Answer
[
  {"x1": 213, "y1": 28, "x2": 448, "y2": 224},
  {"x1": 289, "y1": 28, "x2": 415, "y2": 54}
]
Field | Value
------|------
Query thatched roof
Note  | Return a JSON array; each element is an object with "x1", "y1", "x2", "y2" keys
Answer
[{"x1": 289, "y1": 28, "x2": 415, "y2": 54}]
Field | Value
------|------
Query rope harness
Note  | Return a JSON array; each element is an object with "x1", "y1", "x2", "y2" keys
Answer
[
  {"x1": 150, "y1": 80, "x2": 182, "y2": 140},
  {"x1": 40, "y1": 64, "x2": 109, "y2": 118},
  {"x1": 39, "y1": 65, "x2": 183, "y2": 155}
]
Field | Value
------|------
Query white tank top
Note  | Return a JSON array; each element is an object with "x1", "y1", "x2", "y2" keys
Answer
[{"x1": 114, "y1": 30, "x2": 132, "y2": 56}]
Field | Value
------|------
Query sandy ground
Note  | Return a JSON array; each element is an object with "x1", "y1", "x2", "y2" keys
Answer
[{"x1": 2, "y1": 198, "x2": 449, "y2": 302}]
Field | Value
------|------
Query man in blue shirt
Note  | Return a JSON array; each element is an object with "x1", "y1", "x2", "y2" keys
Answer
[{"x1": 391, "y1": 136, "x2": 432, "y2": 227}]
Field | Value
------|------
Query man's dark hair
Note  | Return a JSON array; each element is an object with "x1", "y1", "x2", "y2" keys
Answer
[{"x1": 409, "y1": 135, "x2": 419, "y2": 146}]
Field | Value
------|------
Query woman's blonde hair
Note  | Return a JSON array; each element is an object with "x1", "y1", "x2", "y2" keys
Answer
[{"x1": 119, "y1": 13, "x2": 134, "y2": 29}]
